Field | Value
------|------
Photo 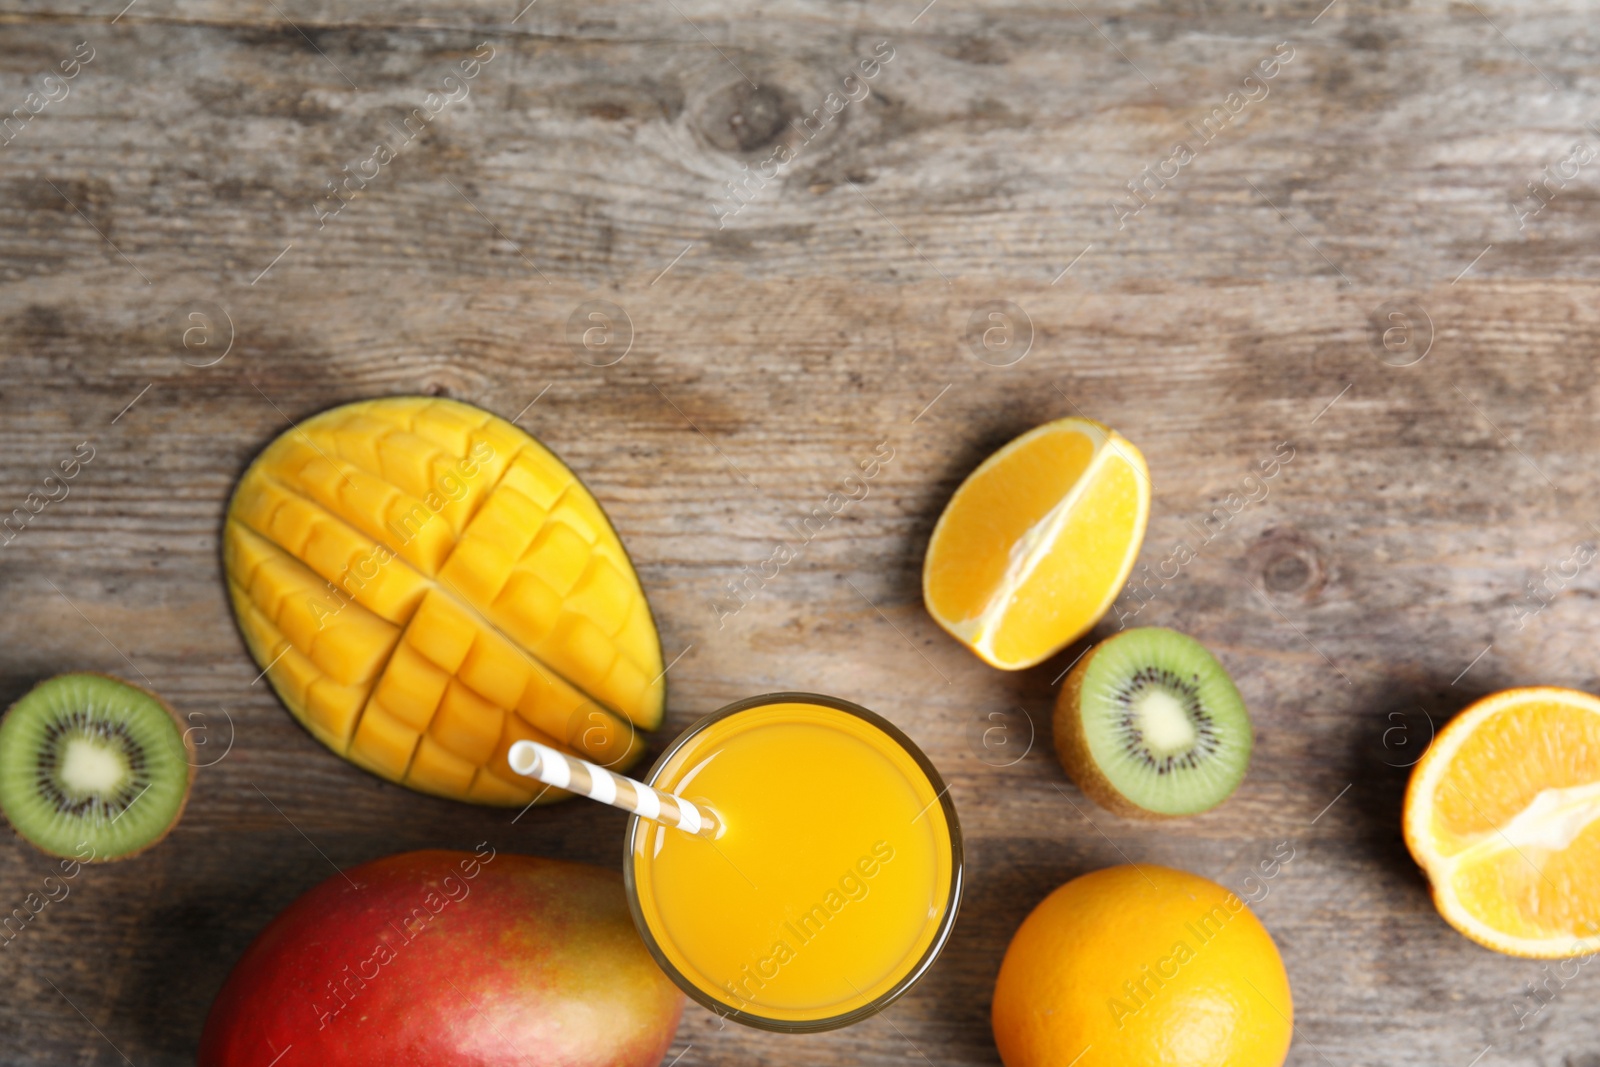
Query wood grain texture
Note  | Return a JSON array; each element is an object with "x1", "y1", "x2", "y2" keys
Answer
[{"x1": 1, "y1": 0, "x2": 1598, "y2": 1063}]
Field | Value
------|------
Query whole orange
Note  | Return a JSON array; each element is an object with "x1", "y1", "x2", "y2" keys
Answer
[{"x1": 992, "y1": 865, "x2": 1292, "y2": 1067}]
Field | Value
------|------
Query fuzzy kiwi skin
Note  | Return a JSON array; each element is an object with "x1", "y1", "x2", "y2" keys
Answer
[
  {"x1": 1, "y1": 671, "x2": 197, "y2": 863},
  {"x1": 1053, "y1": 644, "x2": 1174, "y2": 820}
]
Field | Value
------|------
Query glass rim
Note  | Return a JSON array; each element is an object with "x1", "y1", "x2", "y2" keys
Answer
[{"x1": 622, "y1": 691, "x2": 965, "y2": 1034}]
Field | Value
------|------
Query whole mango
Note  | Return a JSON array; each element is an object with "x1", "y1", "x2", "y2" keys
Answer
[{"x1": 200, "y1": 849, "x2": 683, "y2": 1066}]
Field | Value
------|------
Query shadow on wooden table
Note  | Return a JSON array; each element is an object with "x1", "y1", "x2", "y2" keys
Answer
[{"x1": 1344, "y1": 678, "x2": 1502, "y2": 894}]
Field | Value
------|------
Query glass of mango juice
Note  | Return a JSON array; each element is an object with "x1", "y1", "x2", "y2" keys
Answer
[{"x1": 624, "y1": 693, "x2": 963, "y2": 1032}]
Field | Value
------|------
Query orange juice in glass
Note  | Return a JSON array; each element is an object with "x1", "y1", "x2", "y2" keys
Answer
[{"x1": 624, "y1": 693, "x2": 962, "y2": 1031}]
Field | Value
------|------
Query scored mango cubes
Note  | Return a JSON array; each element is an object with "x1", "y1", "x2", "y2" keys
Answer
[{"x1": 223, "y1": 397, "x2": 664, "y2": 806}]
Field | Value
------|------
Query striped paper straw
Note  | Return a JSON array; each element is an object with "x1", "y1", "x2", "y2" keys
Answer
[{"x1": 507, "y1": 740, "x2": 721, "y2": 838}]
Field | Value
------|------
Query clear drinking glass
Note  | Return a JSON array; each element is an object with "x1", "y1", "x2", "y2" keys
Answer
[{"x1": 624, "y1": 692, "x2": 964, "y2": 1032}]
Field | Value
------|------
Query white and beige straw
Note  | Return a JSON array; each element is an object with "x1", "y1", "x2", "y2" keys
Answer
[{"x1": 507, "y1": 740, "x2": 721, "y2": 838}]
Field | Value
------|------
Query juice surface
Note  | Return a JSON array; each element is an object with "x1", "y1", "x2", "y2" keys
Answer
[{"x1": 630, "y1": 701, "x2": 954, "y2": 1023}]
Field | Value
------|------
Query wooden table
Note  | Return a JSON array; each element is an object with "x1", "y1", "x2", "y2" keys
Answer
[{"x1": 2, "y1": 0, "x2": 1598, "y2": 1062}]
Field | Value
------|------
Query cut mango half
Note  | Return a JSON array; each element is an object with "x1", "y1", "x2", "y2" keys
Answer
[
  {"x1": 1404, "y1": 687, "x2": 1600, "y2": 957},
  {"x1": 223, "y1": 397, "x2": 664, "y2": 807},
  {"x1": 922, "y1": 417, "x2": 1150, "y2": 670}
]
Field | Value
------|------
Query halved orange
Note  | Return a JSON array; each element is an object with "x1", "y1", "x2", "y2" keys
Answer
[
  {"x1": 922, "y1": 418, "x2": 1150, "y2": 670},
  {"x1": 1404, "y1": 687, "x2": 1600, "y2": 957}
]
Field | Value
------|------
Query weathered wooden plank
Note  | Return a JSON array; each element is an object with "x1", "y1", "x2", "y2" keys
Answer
[{"x1": 2, "y1": 0, "x2": 1600, "y2": 1064}]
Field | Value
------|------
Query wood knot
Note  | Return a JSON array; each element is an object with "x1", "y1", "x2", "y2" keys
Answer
[
  {"x1": 695, "y1": 82, "x2": 790, "y2": 154},
  {"x1": 1250, "y1": 527, "x2": 1326, "y2": 600}
]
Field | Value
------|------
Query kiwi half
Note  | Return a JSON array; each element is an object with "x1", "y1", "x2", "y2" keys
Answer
[
  {"x1": 0, "y1": 673, "x2": 194, "y2": 861},
  {"x1": 1055, "y1": 627, "x2": 1252, "y2": 818}
]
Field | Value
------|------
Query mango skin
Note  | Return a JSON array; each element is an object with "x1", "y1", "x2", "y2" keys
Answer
[{"x1": 199, "y1": 850, "x2": 684, "y2": 1067}]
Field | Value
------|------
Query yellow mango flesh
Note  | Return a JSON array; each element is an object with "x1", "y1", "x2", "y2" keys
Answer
[{"x1": 223, "y1": 397, "x2": 663, "y2": 806}]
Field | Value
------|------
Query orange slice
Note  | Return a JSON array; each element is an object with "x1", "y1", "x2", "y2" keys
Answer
[
  {"x1": 922, "y1": 418, "x2": 1150, "y2": 670},
  {"x1": 1404, "y1": 687, "x2": 1600, "y2": 957}
]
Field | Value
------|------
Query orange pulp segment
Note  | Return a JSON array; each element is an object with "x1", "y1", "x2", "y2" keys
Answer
[
  {"x1": 1404, "y1": 686, "x2": 1600, "y2": 957},
  {"x1": 922, "y1": 418, "x2": 1150, "y2": 670}
]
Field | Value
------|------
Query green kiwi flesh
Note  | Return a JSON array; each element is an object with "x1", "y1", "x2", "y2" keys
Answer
[
  {"x1": 1055, "y1": 627, "x2": 1252, "y2": 817},
  {"x1": 0, "y1": 673, "x2": 194, "y2": 861}
]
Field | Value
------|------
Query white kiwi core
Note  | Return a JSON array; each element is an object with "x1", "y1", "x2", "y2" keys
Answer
[
  {"x1": 59, "y1": 736, "x2": 130, "y2": 797},
  {"x1": 1134, "y1": 689, "x2": 1198, "y2": 756}
]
